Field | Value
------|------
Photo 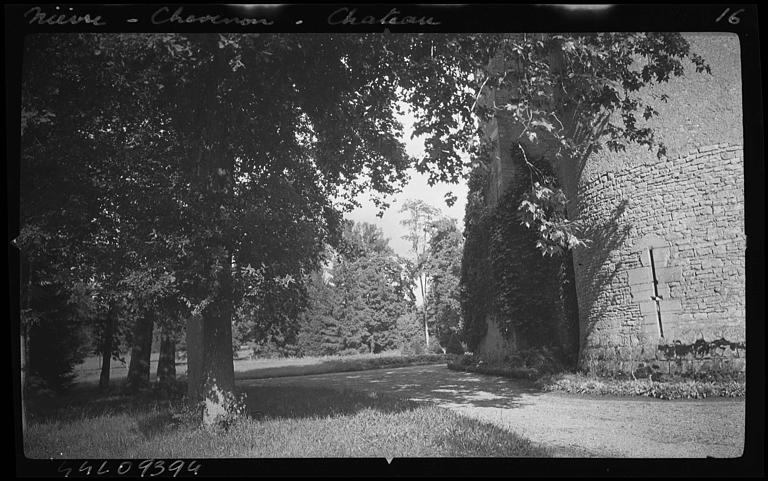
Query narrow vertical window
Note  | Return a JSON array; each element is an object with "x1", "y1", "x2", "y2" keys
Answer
[{"x1": 648, "y1": 248, "x2": 664, "y2": 338}]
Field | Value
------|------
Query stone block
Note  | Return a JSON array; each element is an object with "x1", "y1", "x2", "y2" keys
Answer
[
  {"x1": 659, "y1": 298, "x2": 683, "y2": 313},
  {"x1": 639, "y1": 300, "x2": 658, "y2": 316},
  {"x1": 641, "y1": 313, "x2": 660, "y2": 329},
  {"x1": 656, "y1": 266, "x2": 683, "y2": 283},
  {"x1": 651, "y1": 247, "x2": 671, "y2": 267},
  {"x1": 627, "y1": 267, "x2": 652, "y2": 286},
  {"x1": 630, "y1": 284, "x2": 655, "y2": 301},
  {"x1": 639, "y1": 249, "x2": 652, "y2": 267}
]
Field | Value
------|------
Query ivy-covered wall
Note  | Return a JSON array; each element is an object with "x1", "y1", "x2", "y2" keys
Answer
[{"x1": 461, "y1": 144, "x2": 579, "y2": 365}]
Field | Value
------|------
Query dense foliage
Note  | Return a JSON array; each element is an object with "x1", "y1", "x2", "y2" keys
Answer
[
  {"x1": 423, "y1": 218, "x2": 464, "y2": 350},
  {"x1": 290, "y1": 222, "x2": 420, "y2": 356}
]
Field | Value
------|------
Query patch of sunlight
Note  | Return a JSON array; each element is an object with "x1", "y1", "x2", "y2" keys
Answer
[
  {"x1": 464, "y1": 391, "x2": 505, "y2": 401},
  {"x1": 431, "y1": 388, "x2": 460, "y2": 394}
]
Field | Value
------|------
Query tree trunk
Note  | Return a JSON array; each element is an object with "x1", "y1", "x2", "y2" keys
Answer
[
  {"x1": 186, "y1": 312, "x2": 203, "y2": 401},
  {"x1": 419, "y1": 275, "x2": 430, "y2": 347},
  {"x1": 200, "y1": 253, "x2": 236, "y2": 425},
  {"x1": 188, "y1": 257, "x2": 236, "y2": 424},
  {"x1": 157, "y1": 326, "x2": 177, "y2": 397},
  {"x1": 99, "y1": 308, "x2": 115, "y2": 389},
  {"x1": 20, "y1": 256, "x2": 32, "y2": 432},
  {"x1": 185, "y1": 38, "x2": 237, "y2": 426},
  {"x1": 20, "y1": 319, "x2": 27, "y2": 433},
  {"x1": 126, "y1": 311, "x2": 154, "y2": 390}
]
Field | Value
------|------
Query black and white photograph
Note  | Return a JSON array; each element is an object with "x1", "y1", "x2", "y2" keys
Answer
[{"x1": 9, "y1": 3, "x2": 763, "y2": 476}]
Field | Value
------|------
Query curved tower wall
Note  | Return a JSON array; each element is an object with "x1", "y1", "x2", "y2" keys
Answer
[{"x1": 568, "y1": 33, "x2": 745, "y2": 374}]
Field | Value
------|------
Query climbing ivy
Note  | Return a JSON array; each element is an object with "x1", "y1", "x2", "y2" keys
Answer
[{"x1": 461, "y1": 147, "x2": 576, "y2": 352}]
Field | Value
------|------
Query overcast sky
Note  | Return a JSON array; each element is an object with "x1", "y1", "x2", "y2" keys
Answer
[{"x1": 344, "y1": 108, "x2": 469, "y2": 259}]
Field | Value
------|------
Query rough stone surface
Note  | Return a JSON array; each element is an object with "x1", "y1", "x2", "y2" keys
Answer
[
  {"x1": 476, "y1": 33, "x2": 745, "y2": 375},
  {"x1": 476, "y1": 316, "x2": 516, "y2": 362},
  {"x1": 571, "y1": 142, "x2": 745, "y2": 374}
]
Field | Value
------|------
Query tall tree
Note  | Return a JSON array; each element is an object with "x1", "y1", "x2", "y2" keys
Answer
[
  {"x1": 399, "y1": 199, "x2": 441, "y2": 346},
  {"x1": 297, "y1": 221, "x2": 412, "y2": 356},
  {"x1": 424, "y1": 218, "x2": 464, "y2": 349}
]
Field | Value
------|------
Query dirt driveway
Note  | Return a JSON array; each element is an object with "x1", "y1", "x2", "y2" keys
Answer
[{"x1": 238, "y1": 364, "x2": 745, "y2": 458}]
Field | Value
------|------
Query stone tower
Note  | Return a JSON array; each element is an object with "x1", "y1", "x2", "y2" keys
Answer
[{"x1": 476, "y1": 33, "x2": 745, "y2": 376}]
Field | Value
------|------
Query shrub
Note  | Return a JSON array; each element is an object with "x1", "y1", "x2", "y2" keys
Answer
[
  {"x1": 338, "y1": 348, "x2": 362, "y2": 356},
  {"x1": 401, "y1": 339, "x2": 426, "y2": 356}
]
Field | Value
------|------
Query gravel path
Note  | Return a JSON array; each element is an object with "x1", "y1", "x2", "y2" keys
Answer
[{"x1": 238, "y1": 364, "x2": 745, "y2": 458}]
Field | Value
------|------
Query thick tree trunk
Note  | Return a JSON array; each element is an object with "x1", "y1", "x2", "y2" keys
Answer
[
  {"x1": 20, "y1": 256, "x2": 32, "y2": 432},
  {"x1": 99, "y1": 309, "x2": 115, "y2": 389},
  {"x1": 20, "y1": 320, "x2": 27, "y2": 433},
  {"x1": 157, "y1": 326, "x2": 177, "y2": 397},
  {"x1": 186, "y1": 38, "x2": 237, "y2": 426},
  {"x1": 126, "y1": 311, "x2": 154, "y2": 390},
  {"x1": 186, "y1": 312, "x2": 203, "y2": 402},
  {"x1": 420, "y1": 275, "x2": 430, "y2": 347},
  {"x1": 200, "y1": 254, "x2": 236, "y2": 425},
  {"x1": 188, "y1": 259, "x2": 236, "y2": 424}
]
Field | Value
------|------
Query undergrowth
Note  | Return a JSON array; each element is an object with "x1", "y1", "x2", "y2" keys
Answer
[{"x1": 447, "y1": 352, "x2": 746, "y2": 400}]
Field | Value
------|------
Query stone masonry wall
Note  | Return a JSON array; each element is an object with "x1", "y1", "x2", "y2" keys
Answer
[
  {"x1": 566, "y1": 33, "x2": 745, "y2": 375},
  {"x1": 473, "y1": 33, "x2": 744, "y2": 376},
  {"x1": 476, "y1": 315, "x2": 516, "y2": 362},
  {"x1": 572, "y1": 143, "x2": 745, "y2": 375}
]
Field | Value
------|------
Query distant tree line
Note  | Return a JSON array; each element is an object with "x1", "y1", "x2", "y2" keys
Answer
[{"x1": 233, "y1": 216, "x2": 465, "y2": 359}]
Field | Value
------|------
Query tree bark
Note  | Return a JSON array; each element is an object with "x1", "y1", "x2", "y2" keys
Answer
[
  {"x1": 200, "y1": 253, "x2": 236, "y2": 425},
  {"x1": 20, "y1": 257, "x2": 31, "y2": 433},
  {"x1": 157, "y1": 325, "x2": 177, "y2": 396},
  {"x1": 99, "y1": 308, "x2": 115, "y2": 389},
  {"x1": 126, "y1": 311, "x2": 154, "y2": 390},
  {"x1": 186, "y1": 38, "x2": 237, "y2": 426},
  {"x1": 186, "y1": 312, "x2": 203, "y2": 403},
  {"x1": 188, "y1": 255, "x2": 237, "y2": 423},
  {"x1": 419, "y1": 275, "x2": 430, "y2": 347},
  {"x1": 20, "y1": 318, "x2": 27, "y2": 433}
]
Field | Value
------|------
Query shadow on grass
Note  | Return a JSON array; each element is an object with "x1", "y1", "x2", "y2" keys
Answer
[
  {"x1": 243, "y1": 385, "x2": 423, "y2": 421},
  {"x1": 30, "y1": 365, "x2": 546, "y2": 428},
  {"x1": 27, "y1": 383, "x2": 183, "y2": 424},
  {"x1": 239, "y1": 364, "x2": 546, "y2": 414}
]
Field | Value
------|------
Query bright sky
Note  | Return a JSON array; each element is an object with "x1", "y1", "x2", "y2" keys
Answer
[{"x1": 344, "y1": 108, "x2": 469, "y2": 260}]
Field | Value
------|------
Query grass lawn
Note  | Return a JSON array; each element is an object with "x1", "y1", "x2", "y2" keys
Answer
[
  {"x1": 73, "y1": 351, "x2": 446, "y2": 385},
  {"x1": 24, "y1": 383, "x2": 550, "y2": 458}
]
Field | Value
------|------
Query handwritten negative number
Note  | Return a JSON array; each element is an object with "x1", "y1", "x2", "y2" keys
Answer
[
  {"x1": 715, "y1": 7, "x2": 744, "y2": 25},
  {"x1": 55, "y1": 459, "x2": 201, "y2": 477}
]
